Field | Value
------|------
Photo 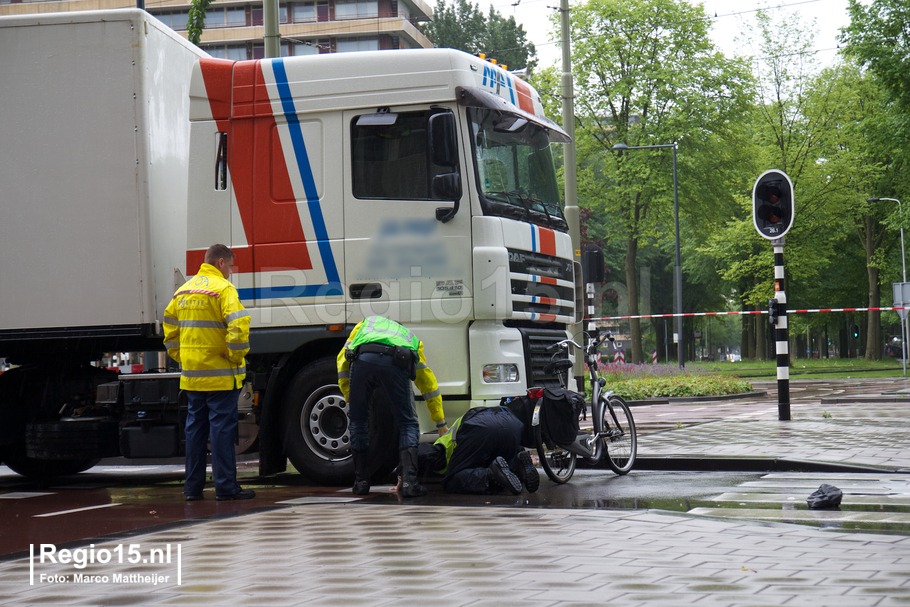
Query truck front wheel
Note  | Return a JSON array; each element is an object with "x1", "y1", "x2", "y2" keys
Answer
[{"x1": 280, "y1": 357, "x2": 398, "y2": 486}]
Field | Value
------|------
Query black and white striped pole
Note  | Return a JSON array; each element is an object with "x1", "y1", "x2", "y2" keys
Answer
[
  {"x1": 753, "y1": 170, "x2": 795, "y2": 421},
  {"x1": 770, "y1": 238, "x2": 790, "y2": 420}
]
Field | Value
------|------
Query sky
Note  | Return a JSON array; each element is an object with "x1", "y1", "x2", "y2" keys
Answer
[{"x1": 484, "y1": 0, "x2": 859, "y2": 70}]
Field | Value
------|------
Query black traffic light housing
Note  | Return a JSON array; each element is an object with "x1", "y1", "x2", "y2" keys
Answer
[
  {"x1": 851, "y1": 325, "x2": 860, "y2": 339},
  {"x1": 582, "y1": 245, "x2": 605, "y2": 285},
  {"x1": 753, "y1": 170, "x2": 795, "y2": 240},
  {"x1": 768, "y1": 298, "x2": 779, "y2": 326}
]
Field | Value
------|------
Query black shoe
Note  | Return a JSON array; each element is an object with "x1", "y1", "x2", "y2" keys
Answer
[
  {"x1": 185, "y1": 494, "x2": 203, "y2": 501},
  {"x1": 352, "y1": 450, "x2": 371, "y2": 495},
  {"x1": 488, "y1": 456, "x2": 522, "y2": 495},
  {"x1": 215, "y1": 488, "x2": 256, "y2": 501},
  {"x1": 399, "y1": 447, "x2": 427, "y2": 498},
  {"x1": 512, "y1": 450, "x2": 539, "y2": 493}
]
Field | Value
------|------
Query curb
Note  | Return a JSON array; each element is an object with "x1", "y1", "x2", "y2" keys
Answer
[
  {"x1": 582, "y1": 456, "x2": 903, "y2": 474},
  {"x1": 626, "y1": 391, "x2": 767, "y2": 407},
  {"x1": 820, "y1": 396, "x2": 910, "y2": 404}
]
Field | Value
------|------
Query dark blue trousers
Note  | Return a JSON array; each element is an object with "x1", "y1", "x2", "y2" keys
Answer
[
  {"x1": 348, "y1": 352, "x2": 419, "y2": 451},
  {"x1": 184, "y1": 389, "x2": 241, "y2": 498}
]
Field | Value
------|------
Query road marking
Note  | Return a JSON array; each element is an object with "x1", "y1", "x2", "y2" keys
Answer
[
  {"x1": 0, "y1": 492, "x2": 54, "y2": 499},
  {"x1": 688, "y1": 407, "x2": 707, "y2": 411},
  {"x1": 33, "y1": 503, "x2": 122, "y2": 517},
  {"x1": 277, "y1": 496, "x2": 361, "y2": 504}
]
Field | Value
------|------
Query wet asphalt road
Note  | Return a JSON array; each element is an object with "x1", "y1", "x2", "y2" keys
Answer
[{"x1": 0, "y1": 461, "x2": 767, "y2": 560}]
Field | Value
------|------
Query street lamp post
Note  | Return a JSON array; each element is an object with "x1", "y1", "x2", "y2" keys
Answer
[
  {"x1": 612, "y1": 142, "x2": 683, "y2": 369},
  {"x1": 868, "y1": 197, "x2": 907, "y2": 376}
]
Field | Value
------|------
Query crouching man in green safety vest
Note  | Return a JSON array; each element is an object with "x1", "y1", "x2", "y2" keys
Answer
[
  {"x1": 337, "y1": 316, "x2": 448, "y2": 497},
  {"x1": 418, "y1": 406, "x2": 540, "y2": 495}
]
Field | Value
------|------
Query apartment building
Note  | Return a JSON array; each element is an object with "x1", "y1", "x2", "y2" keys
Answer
[{"x1": 0, "y1": 0, "x2": 434, "y2": 59}]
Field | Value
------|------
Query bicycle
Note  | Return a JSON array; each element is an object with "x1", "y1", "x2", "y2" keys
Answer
[{"x1": 530, "y1": 330, "x2": 638, "y2": 484}]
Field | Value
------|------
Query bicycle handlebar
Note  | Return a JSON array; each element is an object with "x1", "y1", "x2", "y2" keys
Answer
[{"x1": 548, "y1": 331, "x2": 615, "y2": 354}]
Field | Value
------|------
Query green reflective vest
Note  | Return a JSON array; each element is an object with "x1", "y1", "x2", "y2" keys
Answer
[{"x1": 348, "y1": 316, "x2": 419, "y2": 351}]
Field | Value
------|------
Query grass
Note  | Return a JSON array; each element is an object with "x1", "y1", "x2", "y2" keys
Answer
[{"x1": 700, "y1": 357, "x2": 909, "y2": 379}]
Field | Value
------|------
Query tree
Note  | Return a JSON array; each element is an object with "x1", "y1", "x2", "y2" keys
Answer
[
  {"x1": 421, "y1": 0, "x2": 537, "y2": 70},
  {"x1": 841, "y1": 0, "x2": 910, "y2": 111},
  {"x1": 568, "y1": 0, "x2": 754, "y2": 363},
  {"x1": 186, "y1": 0, "x2": 213, "y2": 47},
  {"x1": 695, "y1": 7, "x2": 904, "y2": 361}
]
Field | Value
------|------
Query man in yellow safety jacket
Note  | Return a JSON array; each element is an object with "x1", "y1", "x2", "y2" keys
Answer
[
  {"x1": 337, "y1": 316, "x2": 447, "y2": 497},
  {"x1": 163, "y1": 244, "x2": 255, "y2": 501}
]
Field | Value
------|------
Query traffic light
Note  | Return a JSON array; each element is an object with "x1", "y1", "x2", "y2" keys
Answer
[
  {"x1": 768, "y1": 298, "x2": 778, "y2": 326},
  {"x1": 852, "y1": 325, "x2": 860, "y2": 339},
  {"x1": 753, "y1": 170, "x2": 795, "y2": 240}
]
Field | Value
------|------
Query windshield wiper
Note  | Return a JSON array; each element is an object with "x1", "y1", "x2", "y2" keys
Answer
[{"x1": 488, "y1": 191, "x2": 563, "y2": 227}]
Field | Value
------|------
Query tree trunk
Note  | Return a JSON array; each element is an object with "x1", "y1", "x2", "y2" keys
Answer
[
  {"x1": 755, "y1": 314, "x2": 766, "y2": 360},
  {"x1": 863, "y1": 215, "x2": 882, "y2": 360},
  {"x1": 743, "y1": 306, "x2": 753, "y2": 360},
  {"x1": 625, "y1": 236, "x2": 643, "y2": 363}
]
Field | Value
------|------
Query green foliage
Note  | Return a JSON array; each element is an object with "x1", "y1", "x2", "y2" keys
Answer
[
  {"x1": 842, "y1": 0, "x2": 910, "y2": 112},
  {"x1": 611, "y1": 375, "x2": 753, "y2": 400},
  {"x1": 186, "y1": 0, "x2": 213, "y2": 47},
  {"x1": 421, "y1": 0, "x2": 537, "y2": 70},
  {"x1": 568, "y1": 0, "x2": 755, "y2": 362}
]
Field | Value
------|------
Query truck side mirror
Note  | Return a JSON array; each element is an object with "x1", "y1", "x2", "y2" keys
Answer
[
  {"x1": 429, "y1": 112, "x2": 462, "y2": 223},
  {"x1": 434, "y1": 173, "x2": 462, "y2": 223},
  {"x1": 428, "y1": 112, "x2": 458, "y2": 168},
  {"x1": 582, "y1": 245, "x2": 605, "y2": 284},
  {"x1": 433, "y1": 173, "x2": 462, "y2": 200}
]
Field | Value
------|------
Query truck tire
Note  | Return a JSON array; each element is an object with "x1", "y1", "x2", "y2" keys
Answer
[
  {"x1": 25, "y1": 419, "x2": 120, "y2": 460},
  {"x1": 280, "y1": 357, "x2": 398, "y2": 486},
  {"x1": 4, "y1": 450, "x2": 101, "y2": 477}
]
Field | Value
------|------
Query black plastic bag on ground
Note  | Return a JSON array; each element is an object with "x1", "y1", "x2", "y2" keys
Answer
[
  {"x1": 539, "y1": 388, "x2": 585, "y2": 447},
  {"x1": 807, "y1": 484, "x2": 843, "y2": 509}
]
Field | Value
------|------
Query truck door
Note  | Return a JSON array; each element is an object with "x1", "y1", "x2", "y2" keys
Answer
[
  {"x1": 230, "y1": 60, "x2": 345, "y2": 323},
  {"x1": 342, "y1": 106, "x2": 472, "y2": 396}
]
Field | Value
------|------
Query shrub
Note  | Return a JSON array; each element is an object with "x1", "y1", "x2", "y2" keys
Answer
[{"x1": 589, "y1": 362, "x2": 752, "y2": 400}]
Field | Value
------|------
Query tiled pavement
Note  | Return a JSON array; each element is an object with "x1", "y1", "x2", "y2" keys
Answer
[
  {"x1": 3, "y1": 379, "x2": 910, "y2": 606},
  {"x1": 3, "y1": 503, "x2": 909, "y2": 606}
]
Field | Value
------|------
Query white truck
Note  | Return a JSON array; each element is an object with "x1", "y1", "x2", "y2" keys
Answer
[{"x1": 0, "y1": 9, "x2": 580, "y2": 483}]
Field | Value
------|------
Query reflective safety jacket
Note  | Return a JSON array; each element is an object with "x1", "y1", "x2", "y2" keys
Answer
[
  {"x1": 337, "y1": 316, "x2": 444, "y2": 424},
  {"x1": 433, "y1": 413, "x2": 463, "y2": 474},
  {"x1": 163, "y1": 263, "x2": 250, "y2": 391}
]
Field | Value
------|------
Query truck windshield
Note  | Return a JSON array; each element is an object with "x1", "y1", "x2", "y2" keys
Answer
[{"x1": 469, "y1": 108, "x2": 566, "y2": 230}]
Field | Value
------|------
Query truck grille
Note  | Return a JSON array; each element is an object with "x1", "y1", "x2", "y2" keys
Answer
[
  {"x1": 518, "y1": 327, "x2": 571, "y2": 388},
  {"x1": 508, "y1": 249, "x2": 575, "y2": 324}
]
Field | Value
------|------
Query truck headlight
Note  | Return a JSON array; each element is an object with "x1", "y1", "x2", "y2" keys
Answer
[{"x1": 482, "y1": 364, "x2": 520, "y2": 383}]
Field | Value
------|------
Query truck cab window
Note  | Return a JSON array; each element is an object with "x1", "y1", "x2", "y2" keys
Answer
[
  {"x1": 351, "y1": 110, "x2": 452, "y2": 200},
  {"x1": 469, "y1": 107, "x2": 564, "y2": 228}
]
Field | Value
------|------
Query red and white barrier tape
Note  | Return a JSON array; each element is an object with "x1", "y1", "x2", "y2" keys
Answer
[{"x1": 592, "y1": 306, "x2": 909, "y2": 321}]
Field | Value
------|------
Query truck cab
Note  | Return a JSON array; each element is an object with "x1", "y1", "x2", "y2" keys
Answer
[{"x1": 185, "y1": 49, "x2": 580, "y2": 482}]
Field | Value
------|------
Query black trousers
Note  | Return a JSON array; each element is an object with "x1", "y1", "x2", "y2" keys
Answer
[{"x1": 442, "y1": 406, "x2": 523, "y2": 494}]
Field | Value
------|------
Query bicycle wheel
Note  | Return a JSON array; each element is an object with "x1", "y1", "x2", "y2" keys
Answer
[
  {"x1": 534, "y1": 424, "x2": 576, "y2": 483},
  {"x1": 601, "y1": 395, "x2": 637, "y2": 475}
]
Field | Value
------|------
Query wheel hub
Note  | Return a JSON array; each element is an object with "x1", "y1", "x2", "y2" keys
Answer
[{"x1": 300, "y1": 388, "x2": 351, "y2": 462}]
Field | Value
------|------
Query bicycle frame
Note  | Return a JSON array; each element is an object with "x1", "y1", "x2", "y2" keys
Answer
[{"x1": 530, "y1": 331, "x2": 618, "y2": 461}]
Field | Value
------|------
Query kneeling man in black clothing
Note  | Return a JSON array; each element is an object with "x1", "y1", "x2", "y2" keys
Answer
[{"x1": 419, "y1": 406, "x2": 539, "y2": 495}]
